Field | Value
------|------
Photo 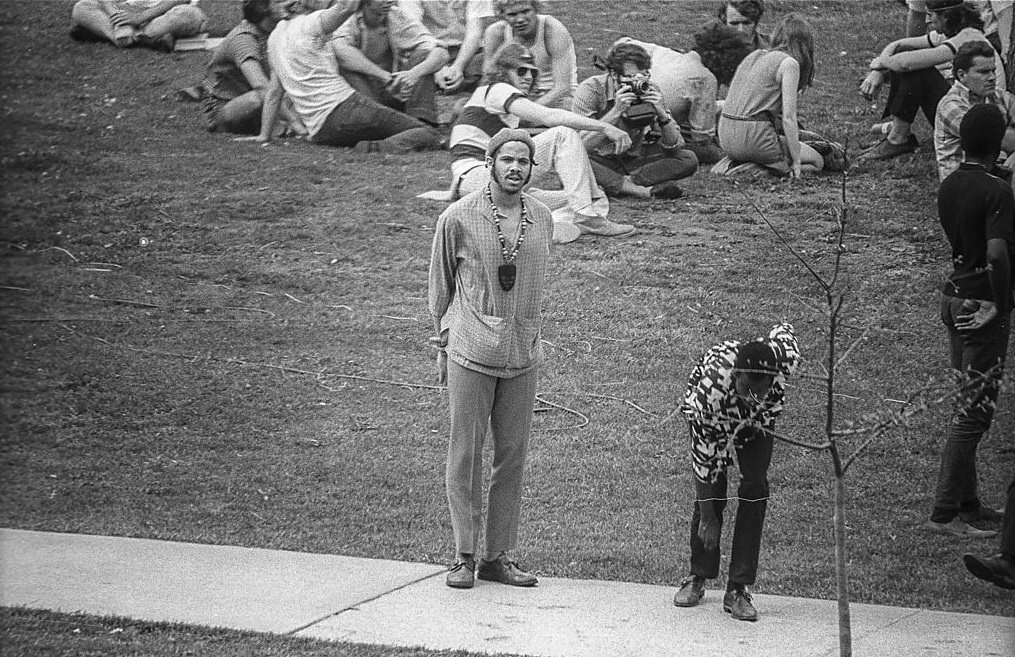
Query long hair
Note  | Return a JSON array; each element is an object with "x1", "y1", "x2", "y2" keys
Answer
[
  {"x1": 771, "y1": 13, "x2": 814, "y2": 91},
  {"x1": 716, "y1": 0, "x2": 765, "y2": 24},
  {"x1": 936, "y1": 4, "x2": 984, "y2": 38},
  {"x1": 242, "y1": 0, "x2": 272, "y2": 24},
  {"x1": 483, "y1": 42, "x2": 539, "y2": 95}
]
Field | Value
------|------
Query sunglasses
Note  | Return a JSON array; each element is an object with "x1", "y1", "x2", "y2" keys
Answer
[{"x1": 516, "y1": 67, "x2": 537, "y2": 78}]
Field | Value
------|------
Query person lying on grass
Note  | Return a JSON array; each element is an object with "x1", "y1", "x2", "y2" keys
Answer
[{"x1": 673, "y1": 323, "x2": 801, "y2": 623}]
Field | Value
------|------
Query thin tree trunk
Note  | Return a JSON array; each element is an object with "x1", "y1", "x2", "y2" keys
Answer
[{"x1": 833, "y1": 468, "x2": 852, "y2": 657}]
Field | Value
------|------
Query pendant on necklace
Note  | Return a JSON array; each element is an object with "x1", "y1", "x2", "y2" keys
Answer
[{"x1": 498, "y1": 262, "x2": 517, "y2": 292}]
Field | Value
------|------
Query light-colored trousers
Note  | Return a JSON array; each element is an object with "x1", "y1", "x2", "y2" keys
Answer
[
  {"x1": 71, "y1": 0, "x2": 206, "y2": 46},
  {"x1": 458, "y1": 126, "x2": 610, "y2": 220},
  {"x1": 445, "y1": 360, "x2": 538, "y2": 556}
]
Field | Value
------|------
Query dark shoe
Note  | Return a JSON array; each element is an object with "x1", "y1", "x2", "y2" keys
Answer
[
  {"x1": 959, "y1": 506, "x2": 1004, "y2": 524},
  {"x1": 69, "y1": 25, "x2": 103, "y2": 42},
  {"x1": 672, "y1": 575, "x2": 706, "y2": 607},
  {"x1": 925, "y1": 518, "x2": 997, "y2": 538},
  {"x1": 446, "y1": 556, "x2": 475, "y2": 589},
  {"x1": 963, "y1": 553, "x2": 1015, "y2": 590},
  {"x1": 857, "y1": 134, "x2": 918, "y2": 161},
  {"x1": 650, "y1": 181, "x2": 684, "y2": 199},
  {"x1": 723, "y1": 587, "x2": 758, "y2": 622},
  {"x1": 135, "y1": 33, "x2": 175, "y2": 53},
  {"x1": 805, "y1": 139, "x2": 849, "y2": 171},
  {"x1": 477, "y1": 554, "x2": 538, "y2": 587}
]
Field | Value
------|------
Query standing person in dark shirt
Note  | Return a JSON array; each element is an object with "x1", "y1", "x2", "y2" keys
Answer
[{"x1": 929, "y1": 102, "x2": 1014, "y2": 538}]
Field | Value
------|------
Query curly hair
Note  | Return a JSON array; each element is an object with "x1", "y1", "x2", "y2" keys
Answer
[
  {"x1": 604, "y1": 41, "x2": 651, "y2": 75},
  {"x1": 692, "y1": 21, "x2": 753, "y2": 87},
  {"x1": 771, "y1": 13, "x2": 815, "y2": 91},
  {"x1": 494, "y1": 0, "x2": 543, "y2": 14},
  {"x1": 717, "y1": 0, "x2": 765, "y2": 24}
]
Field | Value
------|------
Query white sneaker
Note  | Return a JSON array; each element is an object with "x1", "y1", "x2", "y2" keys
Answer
[{"x1": 552, "y1": 220, "x2": 581, "y2": 244}]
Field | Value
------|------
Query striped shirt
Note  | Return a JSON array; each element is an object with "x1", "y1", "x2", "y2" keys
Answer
[
  {"x1": 267, "y1": 10, "x2": 356, "y2": 138},
  {"x1": 448, "y1": 82, "x2": 524, "y2": 178},
  {"x1": 202, "y1": 20, "x2": 267, "y2": 102},
  {"x1": 429, "y1": 189, "x2": 553, "y2": 378},
  {"x1": 682, "y1": 323, "x2": 801, "y2": 483}
]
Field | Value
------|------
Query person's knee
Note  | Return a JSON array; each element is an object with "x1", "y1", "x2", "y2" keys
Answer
[{"x1": 165, "y1": 5, "x2": 207, "y2": 34}]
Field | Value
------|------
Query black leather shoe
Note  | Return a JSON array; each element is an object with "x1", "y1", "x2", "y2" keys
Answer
[
  {"x1": 723, "y1": 588, "x2": 758, "y2": 621},
  {"x1": 963, "y1": 553, "x2": 1015, "y2": 590},
  {"x1": 673, "y1": 575, "x2": 706, "y2": 607},
  {"x1": 477, "y1": 554, "x2": 538, "y2": 587}
]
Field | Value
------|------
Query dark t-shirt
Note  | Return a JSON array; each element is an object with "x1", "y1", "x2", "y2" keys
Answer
[
  {"x1": 938, "y1": 162, "x2": 1015, "y2": 307},
  {"x1": 202, "y1": 21, "x2": 268, "y2": 102}
]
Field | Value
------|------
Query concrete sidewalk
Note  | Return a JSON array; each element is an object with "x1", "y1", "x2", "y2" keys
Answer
[{"x1": 1, "y1": 528, "x2": 1011, "y2": 656}]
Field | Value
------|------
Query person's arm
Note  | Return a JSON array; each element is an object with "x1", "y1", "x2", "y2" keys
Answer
[
  {"x1": 642, "y1": 85, "x2": 683, "y2": 148},
  {"x1": 508, "y1": 95, "x2": 632, "y2": 153},
  {"x1": 880, "y1": 41, "x2": 953, "y2": 72},
  {"x1": 987, "y1": 237, "x2": 1012, "y2": 309},
  {"x1": 532, "y1": 17, "x2": 576, "y2": 108},
  {"x1": 428, "y1": 213, "x2": 458, "y2": 384},
  {"x1": 776, "y1": 57, "x2": 802, "y2": 178},
  {"x1": 437, "y1": 7, "x2": 491, "y2": 90},
  {"x1": 318, "y1": 0, "x2": 363, "y2": 34},
  {"x1": 238, "y1": 59, "x2": 270, "y2": 92},
  {"x1": 331, "y1": 39, "x2": 394, "y2": 83},
  {"x1": 112, "y1": 0, "x2": 188, "y2": 27},
  {"x1": 254, "y1": 72, "x2": 284, "y2": 143},
  {"x1": 571, "y1": 78, "x2": 628, "y2": 151},
  {"x1": 481, "y1": 20, "x2": 508, "y2": 69}
]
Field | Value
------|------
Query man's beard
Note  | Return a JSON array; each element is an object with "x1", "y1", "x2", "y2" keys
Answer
[{"x1": 491, "y1": 166, "x2": 531, "y2": 191}]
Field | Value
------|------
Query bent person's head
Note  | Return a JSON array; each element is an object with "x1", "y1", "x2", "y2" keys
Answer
[
  {"x1": 960, "y1": 103, "x2": 1006, "y2": 162},
  {"x1": 927, "y1": 0, "x2": 983, "y2": 38},
  {"x1": 733, "y1": 340, "x2": 778, "y2": 408},
  {"x1": 693, "y1": 21, "x2": 753, "y2": 87},
  {"x1": 772, "y1": 13, "x2": 814, "y2": 91}
]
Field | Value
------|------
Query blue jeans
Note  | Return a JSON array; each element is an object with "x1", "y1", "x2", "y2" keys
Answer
[
  {"x1": 311, "y1": 92, "x2": 441, "y2": 152},
  {"x1": 932, "y1": 296, "x2": 1011, "y2": 522},
  {"x1": 688, "y1": 427, "x2": 772, "y2": 587},
  {"x1": 590, "y1": 142, "x2": 698, "y2": 196}
]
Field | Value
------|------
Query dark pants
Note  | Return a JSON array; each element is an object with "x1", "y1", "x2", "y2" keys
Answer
[
  {"x1": 931, "y1": 296, "x2": 1011, "y2": 522},
  {"x1": 340, "y1": 48, "x2": 438, "y2": 124},
  {"x1": 883, "y1": 67, "x2": 950, "y2": 126},
  {"x1": 311, "y1": 91, "x2": 441, "y2": 152},
  {"x1": 689, "y1": 429, "x2": 773, "y2": 587},
  {"x1": 590, "y1": 142, "x2": 698, "y2": 196}
]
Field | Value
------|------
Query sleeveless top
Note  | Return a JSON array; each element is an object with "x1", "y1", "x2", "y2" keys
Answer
[
  {"x1": 722, "y1": 49, "x2": 790, "y2": 124},
  {"x1": 506, "y1": 15, "x2": 576, "y2": 97}
]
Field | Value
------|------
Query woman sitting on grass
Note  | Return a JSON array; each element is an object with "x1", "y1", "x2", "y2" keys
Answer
[{"x1": 716, "y1": 14, "x2": 843, "y2": 178}]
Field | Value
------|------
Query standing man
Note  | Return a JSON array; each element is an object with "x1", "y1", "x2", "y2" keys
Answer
[
  {"x1": 929, "y1": 103, "x2": 1013, "y2": 538},
  {"x1": 330, "y1": 0, "x2": 449, "y2": 126},
  {"x1": 934, "y1": 40, "x2": 1015, "y2": 183},
  {"x1": 483, "y1": 0, "x2": 577, "y2": 109},
  {"x1": 429, "y1": 128, "x2": 551, "y2": 590},
  {"x1": 673, "y1": 323, "x2": 801, "y2": 622},
  {"x1": 255, "y1": 0, "x2": 442, "y2": 152},
  {"x1": 572, "y1": 40, "x2": 699, "y2": 200},
  {"x1": 400, "y1": 0, "x2": 496, "y2": 95}
]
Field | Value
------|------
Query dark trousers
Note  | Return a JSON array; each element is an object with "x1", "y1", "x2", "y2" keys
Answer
[
  {"x1": 340, "y1": 48, "x2": 438, "y2": 124},
  {"x1": 1003, "y1": 477, "x2": 1015, "y2": 557},
  {"x1": 590, "y1": 142, "x2": 698, "y2": 196},
  {"x1": 311, "y1": 91, "x2": 441, "y2": 152},
  {"x1": 689, "y1": 430, "x2": 773, "y2": 587},
  {"x1": 883, "y1": 67, "x2": 950, "y2": 126},
  {"x1": 932, "y1": 296, "x2": 1011, "y2": 522}
]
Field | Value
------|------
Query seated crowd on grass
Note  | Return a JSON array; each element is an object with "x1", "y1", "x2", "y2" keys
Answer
[{"x1": 67, "y1": 0, "x2": 1015, "y2": 616}]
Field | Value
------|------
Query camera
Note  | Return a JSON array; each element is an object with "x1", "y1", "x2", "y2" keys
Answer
[{"x1": 627, "y1": 75, "x2": 652, "y2": 98}]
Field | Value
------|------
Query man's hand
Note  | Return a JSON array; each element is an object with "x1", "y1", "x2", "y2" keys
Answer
[
  {"x1": 389, "y1": 70, "x2": 422, "y2": 101},
  {"x1": 860, "y1": 70, "x2": 885, "y2": 101},
  {"x1": 435, "y1": 63, "x2": 463, "y2": 91},
  {"x1": 602, "y1": 124, "x2": 633, "y2": 154},
  {"x1": 956, "y1": 300, "x2": 998, "y2": 331},
  {"x1": 614, "y1": 85, "x2": 637, "y2": 113},
  {"x1": 111, "y1": 9, "x2": 143, "y2": 27},
  {"x1": 642, "y1": 86, "x2": 665, "y2": 111},
  {"x1": 698, "y1": 518, "x2": 720, "y2": 550}
]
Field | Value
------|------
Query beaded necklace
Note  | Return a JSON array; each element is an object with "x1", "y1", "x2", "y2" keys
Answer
[{"x1": 485, "y1": 184, "x2": 527, "y2": 291}]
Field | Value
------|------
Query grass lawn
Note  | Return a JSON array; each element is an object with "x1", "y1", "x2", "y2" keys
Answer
[{"x1": 1, "y1": 1, "x2": 1013, "y2": 649}]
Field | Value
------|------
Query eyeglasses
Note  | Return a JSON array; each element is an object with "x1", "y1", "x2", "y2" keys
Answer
[{"x1": 516, "y1": 67, "x2": 537, "y2": 78}]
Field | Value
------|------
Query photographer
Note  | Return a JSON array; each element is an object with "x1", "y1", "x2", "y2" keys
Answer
[{"x1": 572, "y1": 41, "x2": 698, "y2": 199}]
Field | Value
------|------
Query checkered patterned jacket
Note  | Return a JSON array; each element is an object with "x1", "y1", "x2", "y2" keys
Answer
[{"x1": 682, "y1": 323, "x2": 800, "y2": 483}]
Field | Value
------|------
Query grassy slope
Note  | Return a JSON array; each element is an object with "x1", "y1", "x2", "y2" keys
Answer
[{"x1": 1, "y1": 0, "x2": 1012, "y2": 624}]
